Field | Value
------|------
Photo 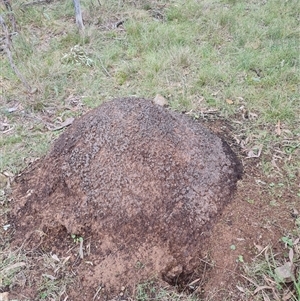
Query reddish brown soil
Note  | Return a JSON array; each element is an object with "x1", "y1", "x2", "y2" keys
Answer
[
  {"x1": 4, "y1": 99, "x2": 299, "y2": 301},
  {"x1": 10, "y1": 98, "x2": 243, "y2": 300},
  {"x1": 202, "y1": 120, "x2": 299, "y2": 300}
]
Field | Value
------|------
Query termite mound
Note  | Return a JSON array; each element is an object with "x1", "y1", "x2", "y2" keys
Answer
[{"x1": 12, "y1": 98, "x2": 242, "y2": 299}]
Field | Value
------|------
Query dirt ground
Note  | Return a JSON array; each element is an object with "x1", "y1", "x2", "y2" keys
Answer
[
  {"x1": 3, "y1": 101, "x2": 299, "y2": 301},
  {"x1": 202, "y1": 119, "x2": 299, "y2": 300}
]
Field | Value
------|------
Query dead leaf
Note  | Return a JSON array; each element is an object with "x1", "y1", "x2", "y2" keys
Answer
[
  {"x1": 226, "y1": 98, "x2": 234, "y2": 105},
  {"x1": 288, "y1": 248, "x2": 294, "y2": 263},
  {"x1": 254, "y1": 243, "x2": 263, "y2": 253},
  {"x1": 247, "y1": 145, "x2": 263, "y2": 158},
  {"x1": 255, "y1": 179, "x2": 266, "y2": 185},
  {"x1": 275, "y1": 120, "x2": 281, "y2": 136},
  {"x1": 188, "y1": 278, "x2": 201, "y2": 286},
  {"x1": 62, "y1": 256, "x2": 71, "y2": 266},
  {"x1": 51, "y1": 254, "x2": 60, "y2": 262},
  {"x1": 282, "y1": 290, "x2": 295, "y2": 300},
  {"x1": 153, "y1": 94, "x2": 168, "y2": 107},
  {"x1": 3, "y1": 171, "x2": 13, "y2": 177},
  {"x1": 253, "y1": 285, "x2": 273, "y2": 294},
  {"x1": 274, "y1": 262, "x2": 294, "y2": 283},
  {"x1": 29, "y1": 87, "x2": 38, "y2": 94},
  {"x1": 252, "y1": 40, "x2": 261, "y2": 49},
  {"x1": 262, "y1": 294, "x2": 271, "y2": 301},
  {"x1": 50, "y1": 117, "x2": 75, "y2": 131},
  {"x1": 236, "y1": 285, "x2": 246, "y2": 293},
  {"x1": 0, "y1": 292, "x2": 9, "y2": 301},
  {"x1": 7, "y1": 107, "x2": 18, "y2": 113}
]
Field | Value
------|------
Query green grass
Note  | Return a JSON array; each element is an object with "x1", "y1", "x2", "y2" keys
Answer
[
  {"x1": 2, "y1": 0, "x2": 298, "y2": 122},
  {"x1": 240, "y1": 223, "x2": 300, "y2": 301},
  {"x1": 1, "y1": 0, "x2": 299, "y2": 300},
  {"x1": 0, "y1": 247, "x2": 73, "y2": 301},
  {"x1": 135, "y1": 280, "x2": 199, "y2": 301}
]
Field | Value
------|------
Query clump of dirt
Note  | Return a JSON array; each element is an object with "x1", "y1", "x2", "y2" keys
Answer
[{"x1": 11, "y1": 98, "x2": 242, "y2": 299}]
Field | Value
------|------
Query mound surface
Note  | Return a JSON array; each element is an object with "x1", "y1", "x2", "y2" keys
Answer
[{"x1": 12, "y1": 98, "x2": 242, "y2": 299}]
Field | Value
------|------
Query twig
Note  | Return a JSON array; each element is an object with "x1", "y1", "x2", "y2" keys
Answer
[
  {"x1": 0, "y1": 14, "x2": 32, "y2": 92},
  {"x1": 21, "y1": 0, "x2": 51, "y2": 7},
  {"x1": 93, "y1": 285, "x2": 102, "y2": 300},
  {"x1": 2, "y1": 0, "x2": 17, "y2": 31}
]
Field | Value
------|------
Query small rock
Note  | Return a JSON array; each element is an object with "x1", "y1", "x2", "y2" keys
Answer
[{"x1": 153, "y1": 94, "x2": 168, "y2": 107}]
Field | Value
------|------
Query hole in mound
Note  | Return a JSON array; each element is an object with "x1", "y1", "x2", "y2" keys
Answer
[
  {"x1": 164, "y1": 272, "x2": 196, "y2": 291},
  {"x1": 162, "y1": 258, "x2": 212, "y2": 295},
  {"x1": 41, "y1": 225, "x2": 70, "y2": 252}
]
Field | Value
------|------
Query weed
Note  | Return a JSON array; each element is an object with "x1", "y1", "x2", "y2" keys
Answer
[
  {"x1": 0, "y1": 253, "x2": 26, "y2": 289},
  {"x1": 135, "y1": 261, "x2": 145, "y2": 270},
  {"x1": 230, "y1": 245, "x2": 236, "y2": 251},
  {"x1": 37, "y1": 274, "x2": 69, "y2": 300},
  {"x1": 71, "y1": 234, "x2": 83, "y2": 244},
  {"x1": 281, "y1": 236, "x2": 294, "y2": 248},
  {"x1": 61, "y1": 45, "x2": 94, "y2": 67},
  {"x1": 237, "y1": 255, "x2": 244, "y2": 263}
]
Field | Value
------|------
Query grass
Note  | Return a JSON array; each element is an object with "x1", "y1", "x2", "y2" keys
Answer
[
  {"x1": 240, "y1": 221, "x2": 300, "y2": 301},
  {"x1": 135, "y1": 280, "x2": 199, "y2": 301},
  {"x1": 0, "y1": 247, "x2": 73, "y2": 301},
  {"x1": 1, "y1": 0, "x2": 299, "y2": 300}
]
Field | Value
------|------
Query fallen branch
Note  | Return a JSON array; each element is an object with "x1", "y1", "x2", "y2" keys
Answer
[{"x1": 0, "y1": 14, "x2": 32, "y2": 92}]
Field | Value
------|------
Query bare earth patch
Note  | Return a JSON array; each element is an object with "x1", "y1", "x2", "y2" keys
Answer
[{"x1": 202, "y1": 120, "x2": 299, "y2": 301}]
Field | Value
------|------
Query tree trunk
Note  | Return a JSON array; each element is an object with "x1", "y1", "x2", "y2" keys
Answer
[{"x1": 73, "y1": 0, "x2": 84, "y2": 30}]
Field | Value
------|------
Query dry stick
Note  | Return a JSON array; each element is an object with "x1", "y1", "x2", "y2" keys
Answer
[
  {"x1": 21, "y1": 0, "x2": 51, "y2": 8},
  {"x1": 2, "y1": 0, "x2": 17, "y2": 32},
  {"x1": 0, "y1": 15, "x2": 32, "y2": 92}
]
